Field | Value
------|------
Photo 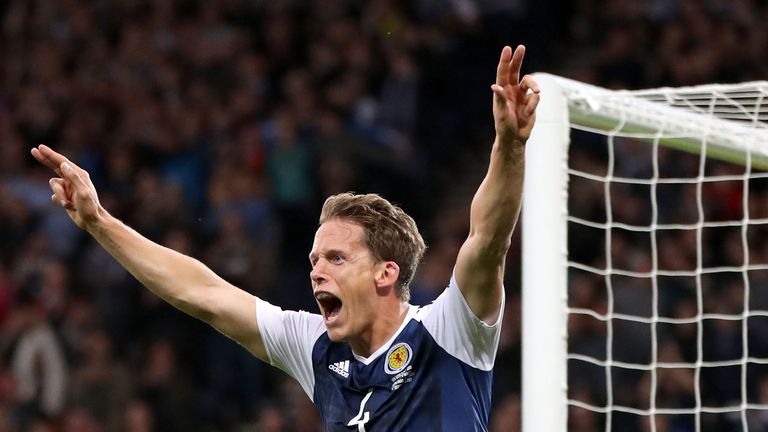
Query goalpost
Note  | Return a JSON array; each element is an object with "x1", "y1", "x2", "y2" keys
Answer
[{"x1": 522, "y1": 74, "x2": 768, "y2": 431}]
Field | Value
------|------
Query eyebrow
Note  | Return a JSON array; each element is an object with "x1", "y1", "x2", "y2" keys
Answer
[{"x1": 308, "y1": 248, "x2": 348, "y2": 263}]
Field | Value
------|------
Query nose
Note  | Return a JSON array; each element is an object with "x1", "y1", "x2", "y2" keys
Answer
[{"x1": 310, "y1": 265, "x2": 327, "y2": 286}]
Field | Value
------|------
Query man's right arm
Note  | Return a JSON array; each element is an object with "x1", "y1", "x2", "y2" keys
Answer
[
  {"x1": 91, "y1": 212, "x2": 267, "y2": 359},
  {"x1": 31, "y1": 145, "x2": 268, "y2": 361}
]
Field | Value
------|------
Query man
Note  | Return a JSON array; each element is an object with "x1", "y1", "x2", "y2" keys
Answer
[{"x1": 32, "y1": 44, "x2": 539, "y2": 430}]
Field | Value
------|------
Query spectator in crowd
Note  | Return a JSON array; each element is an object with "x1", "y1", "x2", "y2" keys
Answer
[{"x1": 2, "y1": 0, "x2": 767, "y2": 430}]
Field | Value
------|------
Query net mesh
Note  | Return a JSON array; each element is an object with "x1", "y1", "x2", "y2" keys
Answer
[{"x1": 562, "y1": 81, "x2": 768, "y2": 431}]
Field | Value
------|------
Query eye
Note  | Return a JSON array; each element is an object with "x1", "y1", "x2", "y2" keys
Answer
[{"x1": 331, "y1": 254, "x2": 344, "y2": 264}]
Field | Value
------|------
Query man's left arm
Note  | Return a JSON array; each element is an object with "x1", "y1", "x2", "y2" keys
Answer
[{"x1": 455, "y1": 44, "x2": 540, "y2": 324}]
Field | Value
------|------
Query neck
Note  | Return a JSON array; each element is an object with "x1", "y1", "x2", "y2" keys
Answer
[{"x1": 349, "y1": 301, "x2": 410, "y2": 357}]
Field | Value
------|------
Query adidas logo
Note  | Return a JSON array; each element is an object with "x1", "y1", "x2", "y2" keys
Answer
[{"x1": 329, "y1": 360, "x2": 350, "y2": 378}]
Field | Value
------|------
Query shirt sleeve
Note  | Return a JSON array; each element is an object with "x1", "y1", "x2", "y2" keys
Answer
[
  {"x1": 415, "y1": 272, "x2": 505, "y2": 371},
  {"x1": 256, "y1": 298, "x2": 326, "y2": 400}
]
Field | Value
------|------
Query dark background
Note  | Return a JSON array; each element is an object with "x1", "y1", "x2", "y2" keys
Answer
[{"x1": 1, "y1": 0, "x2": 766, "y2": 431}]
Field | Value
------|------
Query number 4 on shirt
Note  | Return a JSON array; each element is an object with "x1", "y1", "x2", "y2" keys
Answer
[{"x1": 347, "y1": 388, "x2": 373, "y2": 431}]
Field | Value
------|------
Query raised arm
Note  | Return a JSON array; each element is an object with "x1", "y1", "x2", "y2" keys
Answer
[
  {"x1": 454, "y1": 45, "x2": 540, "y2": 324},
  {"x1": 31, "y1": 145, "x2": 269, "y2": 361}
]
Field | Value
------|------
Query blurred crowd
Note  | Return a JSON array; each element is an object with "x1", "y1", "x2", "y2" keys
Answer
[
  {"x1": 567, "y1": 137, "x2": 768, "y2": 431},
  {"x1": 0, "y1": 0, "x2": 766, "y2": 431}
]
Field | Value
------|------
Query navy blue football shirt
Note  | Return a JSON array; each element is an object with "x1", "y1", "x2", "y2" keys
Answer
[{"x1": 257, "y1": 274, "x2": 505, "y2": 431}]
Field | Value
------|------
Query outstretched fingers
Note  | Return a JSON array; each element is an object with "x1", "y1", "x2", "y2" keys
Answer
[
  {"x1": 495, "y1": 46, "x2": 513, "y2": 88},
  {"x1": 509, "y1": 45, "x2": 525, "y2": 86},
  {"x1": 34, "y1": 145, "x2": 101, "y2": 227},
  {"x1": 490, "y1": 44, "x2": 540, "y2": 141},
  {"x1": 32, "y1": 144, "x2": 91, "y2": 191},
  {"x1": 31, "y1": 144, "x2": 70, "y2": 176},
  {"x1": 493, "y1": 46, "x2": 535, "y2": 101}
]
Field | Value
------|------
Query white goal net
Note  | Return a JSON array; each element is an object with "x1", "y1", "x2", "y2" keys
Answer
[{"x1": 522, "y1": 74, "x2": 768, "y2": 432}]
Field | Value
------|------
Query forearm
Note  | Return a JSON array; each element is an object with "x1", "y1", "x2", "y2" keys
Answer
[
  {"x1": 32, "y1": 144, "x2": 264, "y2": 353},
  {"x1": 443, "y1": 45, "x2": 536, "y2": 322},
  {"x1": 468, "y1": 138, "x2": 526, "y2": 257},
  {"x1": 86, "y1": 210, "x2": 225, "y2": 321}
]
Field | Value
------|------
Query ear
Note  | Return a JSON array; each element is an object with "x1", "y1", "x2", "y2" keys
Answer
[{"x1": 374, "y1": 261, "x2": 400, "y2": 290}]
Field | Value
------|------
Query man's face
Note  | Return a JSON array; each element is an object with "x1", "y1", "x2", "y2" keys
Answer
[{"x1": 309, "y1": 219, "x2": 379, "y2": 343}]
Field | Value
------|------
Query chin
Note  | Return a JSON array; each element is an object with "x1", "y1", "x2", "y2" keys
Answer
[{"x1": 325, "y1": 326, "x2": 347, "y2": 343}]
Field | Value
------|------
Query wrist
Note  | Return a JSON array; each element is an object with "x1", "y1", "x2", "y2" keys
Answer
[
  {"x1": 494, "y1": 136, "x2": 526, "y2": 156},
  {"x1": 84, "y1": 207, "x2": 113, "y2": 237}
]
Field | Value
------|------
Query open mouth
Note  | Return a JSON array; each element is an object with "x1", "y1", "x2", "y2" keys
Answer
[{"x1": 315, "y1": 292, "x2": 343, "y2": 322}]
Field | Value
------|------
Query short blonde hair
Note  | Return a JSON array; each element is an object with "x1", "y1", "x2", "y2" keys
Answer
[{"x1": 319, "y1": 193, "x2": 426, "y2": 302}]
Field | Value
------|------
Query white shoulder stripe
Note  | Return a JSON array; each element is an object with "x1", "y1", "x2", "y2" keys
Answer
[
  {"x1": 256, "y1": 299, "x2": 325, "y2": 401},
  {"x1": 415, "y1": 273, "x2": 505, "y2": 371}
]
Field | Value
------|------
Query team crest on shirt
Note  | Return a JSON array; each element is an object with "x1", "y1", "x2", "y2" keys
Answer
[{"x1": 385, "y1": 342, "x2": 412, "y2": 374}]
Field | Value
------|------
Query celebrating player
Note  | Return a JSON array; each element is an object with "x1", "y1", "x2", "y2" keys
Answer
[{"x1": 32, "y1": 44, "x2": 539, "y2": 430}]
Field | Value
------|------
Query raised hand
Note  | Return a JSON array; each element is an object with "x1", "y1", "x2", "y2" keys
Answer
[
  {"x1": 30, "y1": 144, "x2": 102, "y2": 230},
  {"x1": 491, "y1": 45, "x2": 540, "y2": 145}
]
